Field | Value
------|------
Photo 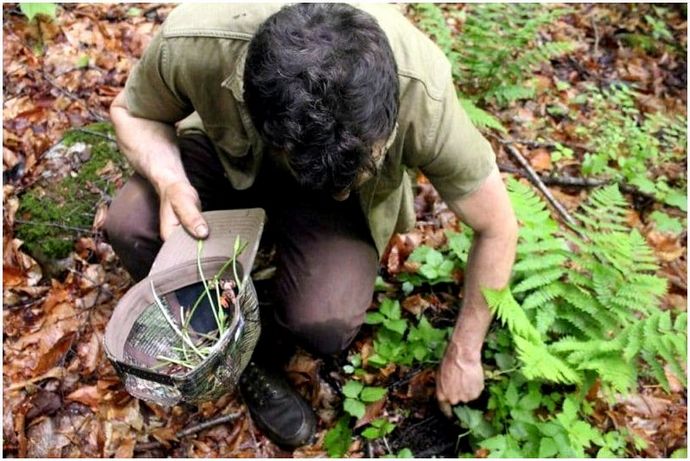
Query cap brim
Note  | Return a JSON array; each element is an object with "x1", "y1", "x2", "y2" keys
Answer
[{"x1": 149, "y1": 208, "x2": 266, "y2": 283}]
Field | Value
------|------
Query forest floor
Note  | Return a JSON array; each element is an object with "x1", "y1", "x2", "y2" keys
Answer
[{"x1": 2, "y1": 3, "x2": 687, "y2": 458}]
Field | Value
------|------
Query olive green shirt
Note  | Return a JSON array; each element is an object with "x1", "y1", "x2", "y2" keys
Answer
[{"x1": 124, "y1": 3, "x2": 497, "y2": 256}]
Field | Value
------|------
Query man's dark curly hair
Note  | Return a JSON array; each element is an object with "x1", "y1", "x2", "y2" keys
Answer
[{"x1": 244, "y1": 3, "x2": 399, "y2": 194}]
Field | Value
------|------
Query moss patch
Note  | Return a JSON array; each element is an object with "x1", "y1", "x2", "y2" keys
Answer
[{"x1": 16, "y1": 122, "x2": 131, "y2": 262}]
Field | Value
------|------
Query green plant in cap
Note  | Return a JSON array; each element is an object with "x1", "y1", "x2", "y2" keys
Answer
[{"x1": 150, "y1": 236, "x2": 247, "y2": 373}]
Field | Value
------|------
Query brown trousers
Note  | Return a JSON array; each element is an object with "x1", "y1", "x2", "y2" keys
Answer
[{"x1": 105, "y1": 135, "x2": 379, "y2": 358}]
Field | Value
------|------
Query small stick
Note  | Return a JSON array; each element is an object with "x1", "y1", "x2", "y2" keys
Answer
[
  {"x1": 134, "y1": 412, "x2": 243, "y2": 453},
  {"x1": 502, "y1": 143, "x2": 578, "y2": 227}
]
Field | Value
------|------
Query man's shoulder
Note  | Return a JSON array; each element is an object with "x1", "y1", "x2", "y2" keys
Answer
[
  {"x1": 161, "y1": 3, "x2": 283, "y2": 41},
  {"x1": 360, "y1": 4, "x2": 452, "y2": 101}
]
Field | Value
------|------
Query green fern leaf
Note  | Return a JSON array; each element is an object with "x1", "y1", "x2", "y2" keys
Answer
[
  {"x1": 577, "y1": 354, "x2": 636, "y2": 393},
  {"x1": 513, "y1": 268, "x2": 566, "y2": 294},
  {"x1": 513, "y1": 254, "x2": 568, "y2": 275},
  {"x1": 513, "y1": 336, "x2": 581, "y2": 384},
  {"x1": 622, "y1": 321, "x2": 644, "y2": 362},
  {"x1": 483, "y1": 286, "x2": 541, "y2": 343},
  {"x1": 460, "y1": 98, "x2": 506, "y2": 133},
  {"x1": 521, "y1": 282, "x2": 565, "y2": 311}
]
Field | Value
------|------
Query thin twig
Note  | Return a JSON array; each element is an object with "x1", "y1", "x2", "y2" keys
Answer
[
  {"x1": 72, "y1": 128, "x2": 116, "y2": 143},
  {"x1": 591, "y1": 17, "x2": 600, "y2": 57},
  {"x1": 383, "y1": 436, "x2": 392, "y2": 456},
  {"x1": 178, "y1": 412, "x2": 242, "y2": 438},
  {"x1": 502, "y1": 143, "x2": 579, "y2": 227},
  {"x1": 389, "y1": 364, "x2": 427, "y2": 390},
  {"x1": 493, "y1": 135, "x2": 591, "y2": 154},
  {"x1": 134, "y1": 412, "x2": 242, "y2": 453},
  {"x1": 66, "y1": 267, "x2": 114, "y2": 298},
  {"x1": 38, "y1": 69, "x2": 106, "y2": 122},
  {"x1": 13, "y1": 218, "x2": 95, "y2": 233}
]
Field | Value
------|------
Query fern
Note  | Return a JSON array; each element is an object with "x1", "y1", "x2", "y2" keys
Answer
[
  {"x1": 482, "y1": 181, "x2": 685, "y2": 395},
  {"x1": 483, "y1": 287, "x2": 541, "y2": 343},
  {"x1": 460, "y1": 98, "x2": 506, "y2": 133},
  {"x1": 513, "y1": 336, "x2": 580, "y2": 384}
]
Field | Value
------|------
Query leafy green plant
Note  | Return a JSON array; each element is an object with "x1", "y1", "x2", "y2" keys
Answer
[
  {"x1": 649, "y1": 210, "x2": 684, "y2": 234},
  {"x1": 341, "y1": 379, "x2": 387, "y2": 419},
  {"x1": 382, "y1": 448, "x2": 414, "y2": 458},
  {"x1": 362, "y1": 418, "x2": 396, "y2": 440},
  {"x1": 446, "y1": 179, "x2": 686, "y2": 457},
  {"x1": 494, "y1": 179, "x2": 686, "y2": 393},
  {"x1": 324, "y1": 416, "x2": 353, "y2": 458},
  {"x1": 415, "y1": 3, "x2": 574, "y2": 107},
  {"x1": 19, "y1": 3, "x2": 57, "y2": 21},
  {"x1": 324, "y1": 380, "x2": 388, "y2": 457},
  {"x1": 575, "y1": 83, "x2": 687, "y2": 209},
  {"x1": 365, "y1": 298, "x2": 450, "y2": 368},
  {"x1": 412, "y1": 3, "x2": 505, "y2": 131}
]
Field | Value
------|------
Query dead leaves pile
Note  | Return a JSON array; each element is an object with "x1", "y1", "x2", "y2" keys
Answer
[{"x1": 2, "y1": 3, "x2": 687, "y2": 458}]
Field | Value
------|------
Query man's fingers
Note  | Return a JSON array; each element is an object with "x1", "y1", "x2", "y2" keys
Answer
[
  {"x1": 170, "y1": 193, "x2": 208, "y2": 239},
  {"x1": 439, "y1": 401, "x2": 453, "y2": 419},
  {"x1": 160, "y1": 202, "x2": 181, "y2": 241}
]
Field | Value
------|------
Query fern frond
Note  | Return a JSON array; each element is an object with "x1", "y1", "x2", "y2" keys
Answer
[
  {"x1": 577, "y1": 354, "x2": 637, "y2": 394},
  {"x1": 535, "y1": 301, "x2": 558, "y2": 334},
  {"x1": 555, "y1": 309, "x2": 603, "y2": 340},
  {"x1": 483, "y1": 287, "x2": 541, "y2": 343},
  {"x1": 641, "y1": 349, "x2": 671, "y2": 392},
  {"x1": 460, "y1": 98, "x2": 506, "y2": 133},
  {"x1": 622, "y1": 321, "x2": 644, "y2": 362},
  {"x1": 513, "y1": 268, "x2": 566, "y2": 294},
  {"x1": 517, "y1": 239, "x2": 569, "y2": 256},
  {"x1": 513, "y1": 254, "x2": 568, "y2": 275},
  {"x1": 513, "y1": 336, "x2": 581, "y2": 384},
  {"x1": 521, "y1": 282, "x2": 565, "y2": 311}
]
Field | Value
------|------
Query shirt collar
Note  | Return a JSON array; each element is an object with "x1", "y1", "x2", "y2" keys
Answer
[{"x1": 222, "y1": 44, "x2": 399, "y2": 155}]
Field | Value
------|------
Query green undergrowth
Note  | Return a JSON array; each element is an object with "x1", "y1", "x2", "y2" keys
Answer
[
  {"x1": 16, "y1": 122, "x2": 128, "y2": 262},
  {"x1": 413, "y1": 3, "x2": 575, "y2": 132},
  {"x1": 326, "y1": 178, "x2": 686, "y2": 458},
  {"x1": 573, "y1": 83, "x2": 687, "y2": 211}
]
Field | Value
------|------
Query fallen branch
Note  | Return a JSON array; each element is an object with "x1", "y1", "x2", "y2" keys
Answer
[
  {"x1": 501, "y1": 143, "x2": 578, "y2": 227},
  {"x1": 134, "y1": 412, "x2": 242, "y2": 452},
  {"x1": 498, "y1": 164, "x2": 657, "y2": 201}
]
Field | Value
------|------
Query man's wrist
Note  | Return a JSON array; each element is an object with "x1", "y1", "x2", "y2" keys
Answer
[{"x1": 446, "y1": 339, "x2": 482, "y2": 363}]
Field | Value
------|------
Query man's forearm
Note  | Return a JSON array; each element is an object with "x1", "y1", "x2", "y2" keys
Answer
[
  {"x1": 443, "y1": 170, "x2": 519, "y2": 360},
  {"x1": 449, "y1": 229, "x2": 517, "y2": 359},
  {"x1": 110, "y1": 92, "x2": 188, "y2": 195}
]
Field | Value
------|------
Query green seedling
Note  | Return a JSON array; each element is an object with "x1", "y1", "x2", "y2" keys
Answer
[{"x1": 150, "y1": 237, "x2": 246, "y2": 373}]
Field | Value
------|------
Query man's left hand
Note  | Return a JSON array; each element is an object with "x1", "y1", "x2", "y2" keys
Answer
[{"x1": 436, "y1": 342, "x2": 484, "y2": 418}]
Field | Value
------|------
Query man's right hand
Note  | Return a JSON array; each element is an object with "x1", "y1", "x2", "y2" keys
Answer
[{"x1": 159, "y1": 181, "x2": 208, "y2": 241}]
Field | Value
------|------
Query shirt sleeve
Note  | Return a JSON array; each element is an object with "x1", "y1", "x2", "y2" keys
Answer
[
  {"x1": 123, "y1": 31, "x2": 192, "y2": 123},
  {"x1": 409, "y1": 77, "x2": 498, "y2": 202}
]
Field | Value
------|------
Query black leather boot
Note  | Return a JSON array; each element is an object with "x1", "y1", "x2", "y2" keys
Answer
[{"x1": 239, "y1": 361, "x2": 317, "y2": 448}]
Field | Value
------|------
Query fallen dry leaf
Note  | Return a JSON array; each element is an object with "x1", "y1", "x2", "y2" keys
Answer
[
  {"x1": 645, "y1": 231, "x2": 685, "y2": 262},
  {"x1": 26, "y1": 416, "x2": 71, "y2": 458},
  {"x1": 402, "y1": 294, "x2": 431, "y2": 316},
  {"x1": 34, "y1": 331, "x2": 76, "y2": 376},
  {"x1": 67, "y1": 385, "x2": 101, "y2": 411},
  {"x1": 529, "y1": 148, "x2": 552, "y2": 171}
]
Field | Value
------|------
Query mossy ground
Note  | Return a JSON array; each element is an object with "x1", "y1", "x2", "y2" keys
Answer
[{"x1": 15, "y1": 122, "x2": 130, "y2": 262}]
